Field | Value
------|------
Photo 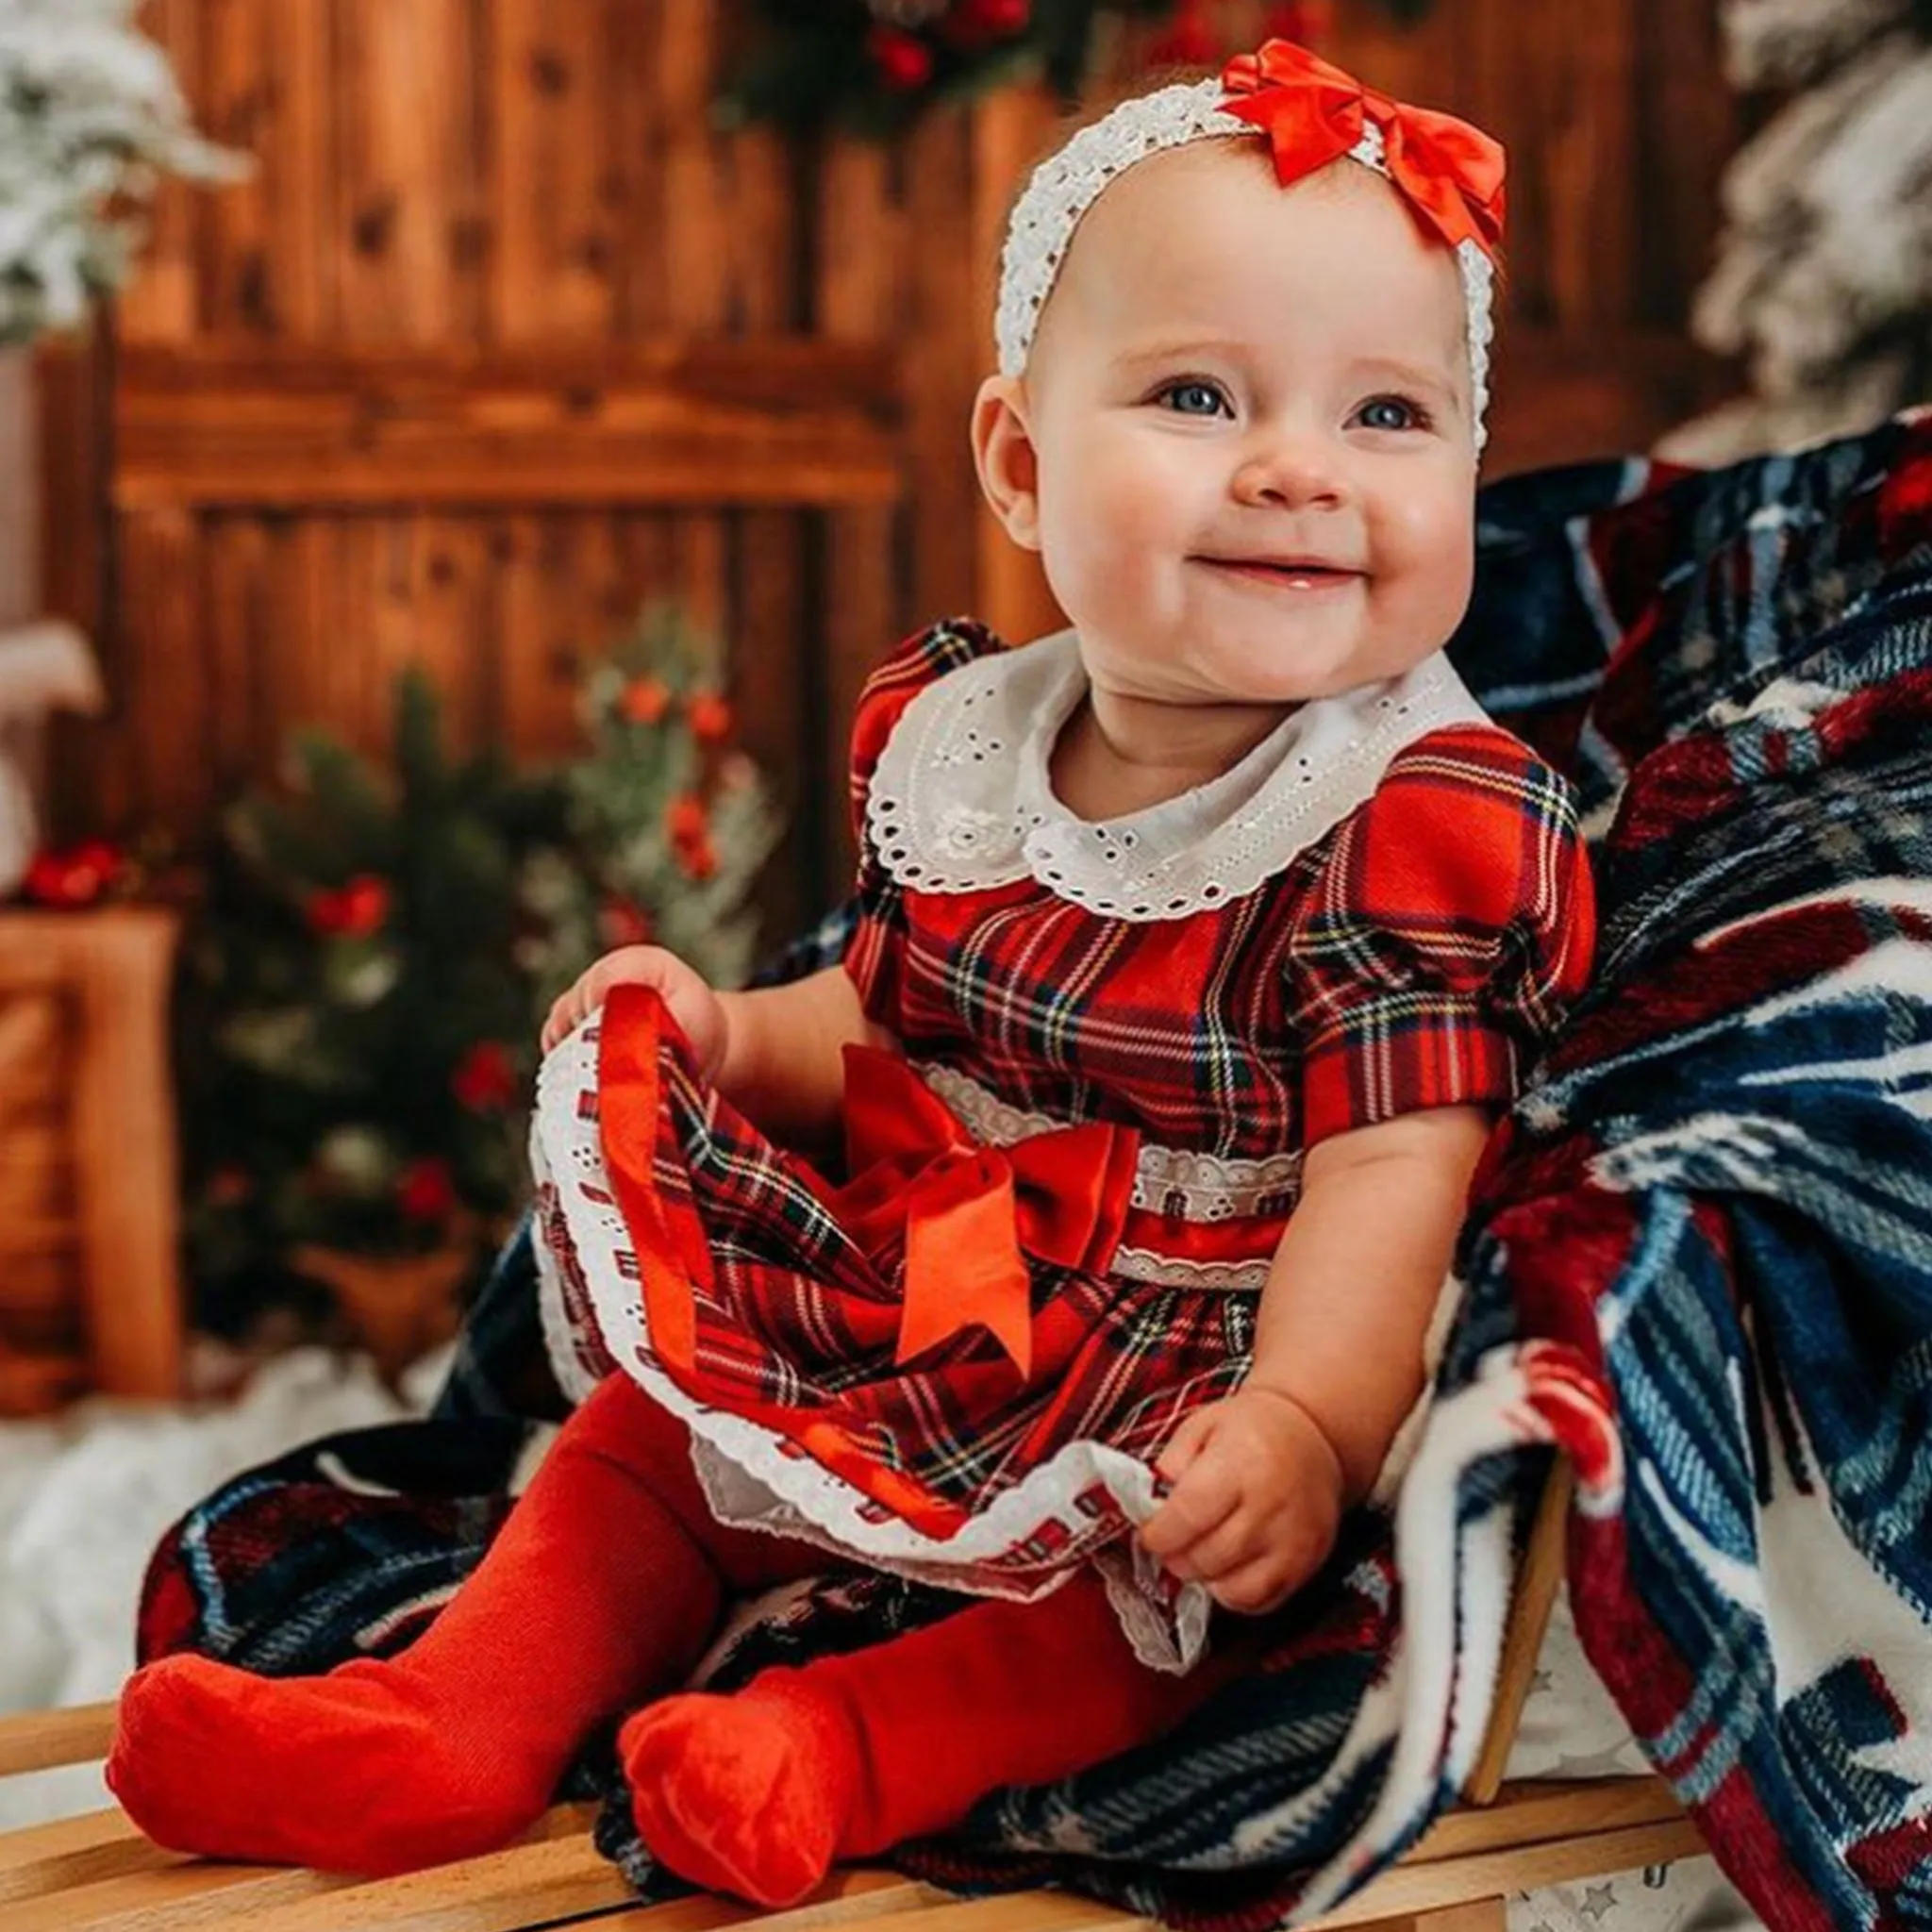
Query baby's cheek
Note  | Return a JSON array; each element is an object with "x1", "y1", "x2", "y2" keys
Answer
[{"x1": 1374, "y1": 489, "x2": 1475, "y2": 634}]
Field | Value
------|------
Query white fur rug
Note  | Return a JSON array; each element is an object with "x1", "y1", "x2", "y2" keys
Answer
[{"x1": 0, "y1": 1346, "x2": 441, "y2": 1829}]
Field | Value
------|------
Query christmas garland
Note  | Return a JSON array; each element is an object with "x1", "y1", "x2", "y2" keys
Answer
[{"x1": 721, "y1": 0, "x2": 1432, "y2": 136}]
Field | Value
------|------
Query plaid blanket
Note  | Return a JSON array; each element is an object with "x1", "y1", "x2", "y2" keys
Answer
[{"x1": 138, "y1": 412, "x2": 1932, "y2": 1929}]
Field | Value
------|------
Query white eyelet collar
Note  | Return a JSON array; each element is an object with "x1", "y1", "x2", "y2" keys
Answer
[{"x1": 863, "y1": 627, "x2": 1491, "y2": 920}]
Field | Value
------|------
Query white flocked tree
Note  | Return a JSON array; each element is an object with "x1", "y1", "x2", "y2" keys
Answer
[
  {"x1": 1663, "y1": 0, "x2": 1932, "y2": 461},
  {"x1": 0, "y1": 0, "x2": 242, "y2": 342}
]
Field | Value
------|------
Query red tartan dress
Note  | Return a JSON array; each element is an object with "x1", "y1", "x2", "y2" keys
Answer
[{"x1": 531, "y1": 620, "x2": 1596, "y2": 1668}]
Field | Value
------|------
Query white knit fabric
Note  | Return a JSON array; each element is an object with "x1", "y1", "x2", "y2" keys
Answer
[{"x1": 994, "y1": 77, "x2": 1496, "y2": 453}]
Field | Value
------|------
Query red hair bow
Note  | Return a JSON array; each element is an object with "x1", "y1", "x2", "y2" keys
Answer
[{"x1": 1218, "y1": 40, "x2": 1506, "y2": 258}]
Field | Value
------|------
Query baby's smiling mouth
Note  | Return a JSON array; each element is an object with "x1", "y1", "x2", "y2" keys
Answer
[{"x1": 1194, "y1": 555, "x2": 1366, "y2": 590}]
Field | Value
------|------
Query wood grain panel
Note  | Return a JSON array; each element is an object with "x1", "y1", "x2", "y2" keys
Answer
[
  {"x1": 491, "y1": 0, "x2": 621, "y2": 341},
  {"x1": 332, "y1": 0, "x2": 478, "y2": 345},
  {"x1": 111, "y1": 342, "x2": 903, "y2": 510}
]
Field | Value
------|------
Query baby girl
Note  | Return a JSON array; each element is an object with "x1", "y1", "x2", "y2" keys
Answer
[{"x1": 108, "y1": 39, "x2": 1593, "y2": 1910}]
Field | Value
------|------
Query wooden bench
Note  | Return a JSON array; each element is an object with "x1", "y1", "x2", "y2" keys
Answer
[{"x1": 0, "y1": 1461, "x2": 1710, "y2": 1930}]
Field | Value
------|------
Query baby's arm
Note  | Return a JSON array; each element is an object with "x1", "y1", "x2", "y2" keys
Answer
[
  {"x1": 1140, "y1": 1103, "x2": 1491, "y2": 1612},
  {"x1": 714, "y1": 965, "x2": 891, "y2": 1151},
  {"x1": 543, "y1": 949, "x2": 888, "y2": 1153}
]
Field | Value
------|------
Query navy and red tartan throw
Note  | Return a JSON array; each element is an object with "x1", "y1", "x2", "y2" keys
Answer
[{"x1": 138, "y1": 411, "x2": 1932, "y2": 1929}]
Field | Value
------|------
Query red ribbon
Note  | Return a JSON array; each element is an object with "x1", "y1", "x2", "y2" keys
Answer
[
  {"x1": 827, "y1": 1048, "x2": 1141, "y2": 1384},
  {"x1": 1218, "y1": 40, "x2": 1505, "y2": 258}
]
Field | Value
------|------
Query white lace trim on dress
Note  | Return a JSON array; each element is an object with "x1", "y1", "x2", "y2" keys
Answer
[
  {"x1": 865, "y1": 629, "x2": 1491, "y2": 920},
  {"x1": 916, "y1": 1059, "x2": 1303, "y2": 1223}
]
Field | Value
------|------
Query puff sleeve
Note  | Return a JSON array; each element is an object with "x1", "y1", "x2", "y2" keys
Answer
[
  {"x1": 1285, "y1": 726, "x2": 1596, "y2": 1148},
  {"x1": 841, "y1": 618, "x2": 1005, "y2": 1027}
]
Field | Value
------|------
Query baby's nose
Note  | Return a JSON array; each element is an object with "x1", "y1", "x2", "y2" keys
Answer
[{"x1": 1230, "y1": 431, "x2": 1350, "y2": 508}]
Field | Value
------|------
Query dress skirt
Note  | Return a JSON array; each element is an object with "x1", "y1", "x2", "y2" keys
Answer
[{"x1": 529, "y1": 984, "x2": 1266, "y2": 1669}]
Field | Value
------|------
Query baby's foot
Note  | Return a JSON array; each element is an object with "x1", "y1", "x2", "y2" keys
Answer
[
  {"x1": 621, "y1": 1674, "x2": 860, "y2": 1907},
  {"x1": 108, "y1": 1651, "x2": 556, "y2": 1874}
]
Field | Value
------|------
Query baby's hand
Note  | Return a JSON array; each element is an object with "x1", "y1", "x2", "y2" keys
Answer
[
  {"x1": 1139, "y1": 1386, "x2": 1346, "y2": 1615},
  {"x1": 541, "y1": 945, "x2": 729, "y2": 1074}
]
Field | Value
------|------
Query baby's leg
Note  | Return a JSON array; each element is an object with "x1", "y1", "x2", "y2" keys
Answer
[
  {"x1": 108, "y1": 1375, "x2": 819, "y2": 1875},
  {"x1": 623, "y1": 1569, "x2": 1239, "y2": 1907}
]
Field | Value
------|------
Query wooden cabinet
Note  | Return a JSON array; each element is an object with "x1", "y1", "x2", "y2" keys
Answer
[{"x1": 0, "y1": 908, "x2": 183, "y2": 1414}]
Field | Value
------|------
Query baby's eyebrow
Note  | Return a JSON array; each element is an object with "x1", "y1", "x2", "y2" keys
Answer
[
  {"x1": 1111, "y1": 337, "x2": 1248, "y2": 371},
  {"x1": 1350, "y1": 358, "x2": 1464, "y2": 412}
]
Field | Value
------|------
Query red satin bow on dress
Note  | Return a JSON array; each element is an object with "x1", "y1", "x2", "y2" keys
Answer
[
  {"x1": 828, "y1": 1048, "x2": 1141, "y2": 1384},
  {"x1": 1218, "y1": 40, "x2": 1506, "y2": 258}
]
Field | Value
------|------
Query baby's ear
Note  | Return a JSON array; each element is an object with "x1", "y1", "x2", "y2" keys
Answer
[{"x1": 971, "y1": 375, "x2": 1041, "y2": 552}]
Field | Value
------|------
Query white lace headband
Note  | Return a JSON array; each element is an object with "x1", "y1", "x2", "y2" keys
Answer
[{"x1": 994, "y1": 77, "x2": 1498, "y2": 455}]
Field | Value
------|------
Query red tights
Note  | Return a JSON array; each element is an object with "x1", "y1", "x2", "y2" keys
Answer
[{"x1": 108, "y1": 1375, "x2": 1226, "y2": 1900}]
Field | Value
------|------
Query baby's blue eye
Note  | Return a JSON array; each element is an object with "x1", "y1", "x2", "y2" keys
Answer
[
  {"x1": 1355, "y1": 395, "x2": 1424, "y2": 432},
  {"x1": 1158, "y1": 380, "x2": 1230, "y2": 418}
]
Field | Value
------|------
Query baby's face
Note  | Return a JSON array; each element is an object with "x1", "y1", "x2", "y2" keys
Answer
[{"x1": 1002, "y1": 143, "x2": 1477, "y2": 708}]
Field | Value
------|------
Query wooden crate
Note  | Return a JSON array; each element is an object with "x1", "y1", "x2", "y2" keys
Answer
[{"x1": 0, "y1": 907, "x2": 184, "y2": 1414}]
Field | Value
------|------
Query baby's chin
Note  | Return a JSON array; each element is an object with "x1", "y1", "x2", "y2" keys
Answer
[{"x1": 1160, "y1": 631, "x2": 1445, "y2": 708}]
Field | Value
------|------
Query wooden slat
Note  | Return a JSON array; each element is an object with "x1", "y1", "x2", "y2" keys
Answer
[
  {"x1": 0, "y1": 1700, "x2": 115, "y2": 1779},
  {"x1": 114, "y1": 0, "x2": 204, "y2": 341},
  {"x1": 1306, "y1": 1818, "x2": 1709, "y2": 1926},
  {"x1": 112, "y1": 343, "x2": 902, "y2": 510},
  {"x1": 732, "y1": 509, "x2": 816, "y2": 938},
  {"x1": 814, "y1": 131, "x2": 907, "y2": 892},
  {"x1": 203, "y1": 513, "x2": 275, "y2": 795},
  {"x1": 902, "y1": 110, "x2": 981, "y2": 626},
  {"x1": 0, "y1": 1810, "x2": 175, "y2": 1906},
  {"x1": 0, "y1": 1774, "x2": 1699, "y2": 1931},
  {"x1": 596, "y1": 1872, "x2": 935, "y2": 1932},
  {"x1": 491, "y1": 0, "x2": 620, "y2": 341},
  {"x1": 114, "y1": 508, "x2": 210, "y2": 833},
  {"x1": 135, "y1": 1835, "x2": 646, "y2": 1932},
  {"x1": 611, "y1": 1891, "x2": 1144, "y2": 1932},
  {"x1": 334, "y1": 0, "x2": 471, "y2": 347},
  {"x1": 1402, "y1": 1777, "x2": 1682, "y2": 1864},
  {"x1": 35, "y1": 325, "x2": 111, "y2": 849},
  {"x1": 1463, "y1": 1460, "x2": 1574, "y2": 1807},
  {"x1": 2, "y1": 1859, "x2": 358, "y2": 1932},
  {"x1": 1631, "y1": 0, "x2": 1737, "y2": 330},
  {"x1": 968, "y1": 87, "x2": 1061, "y2": 650},
  {"x1": 658, "y1": 0, "x2": 730, "y2": 339},
  {"x1": 198, "y1": 0, "x2": 281, "y2": 336}
]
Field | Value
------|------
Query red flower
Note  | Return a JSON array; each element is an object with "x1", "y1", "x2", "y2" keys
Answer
[
  {"x1": 618, "y1": 677, "x2": 671, "y2": 725},
  {"x1": 452, "y1": 1040, "x2": 519, "y2": 1112},
  {"x1": 205, "y1": 1163, "x2": 254, "y2": 1208},
  {"x1": 396, "y1": 1157, "x2": 458, "y2": 1224},
  {"x1": 309, "y1": 874, "x2": 391, "y2": 938},
  {"x1": 867, "y1": 24, "x2": 935, "y2": 92},
  {"x1": 23, "y1": 838, "x2": 124, "y2": 908},
  {"x1": 664, "y1": 792, "x2": 718, "y2": 880},
  {"x1": 686, "y1": 691, "x2": 734, "y2": 744},
  {"x1": 943, "y1": 0, "x2": 1030, "y2": 48},
  {"x1": 666, "y1": 792, "x2": 709, "y2": 847},
  {"x1": 598, "y1": 897, "x2": 654, "y2": 947},
  {"x1": 1261, "y1": 0, "x2": 1333, "y2": 47},
  {"x1": 1145, "y1": 0, "x2": 1219, "y2": 67}
]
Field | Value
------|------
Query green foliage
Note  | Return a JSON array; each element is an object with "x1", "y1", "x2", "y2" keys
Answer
[
  {"x1": 719, "y1": 0, "x2": 1436, "y2": 137},
  {"x1": 182, "y1": 605, "x2": 781, "y2": 1331}
]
